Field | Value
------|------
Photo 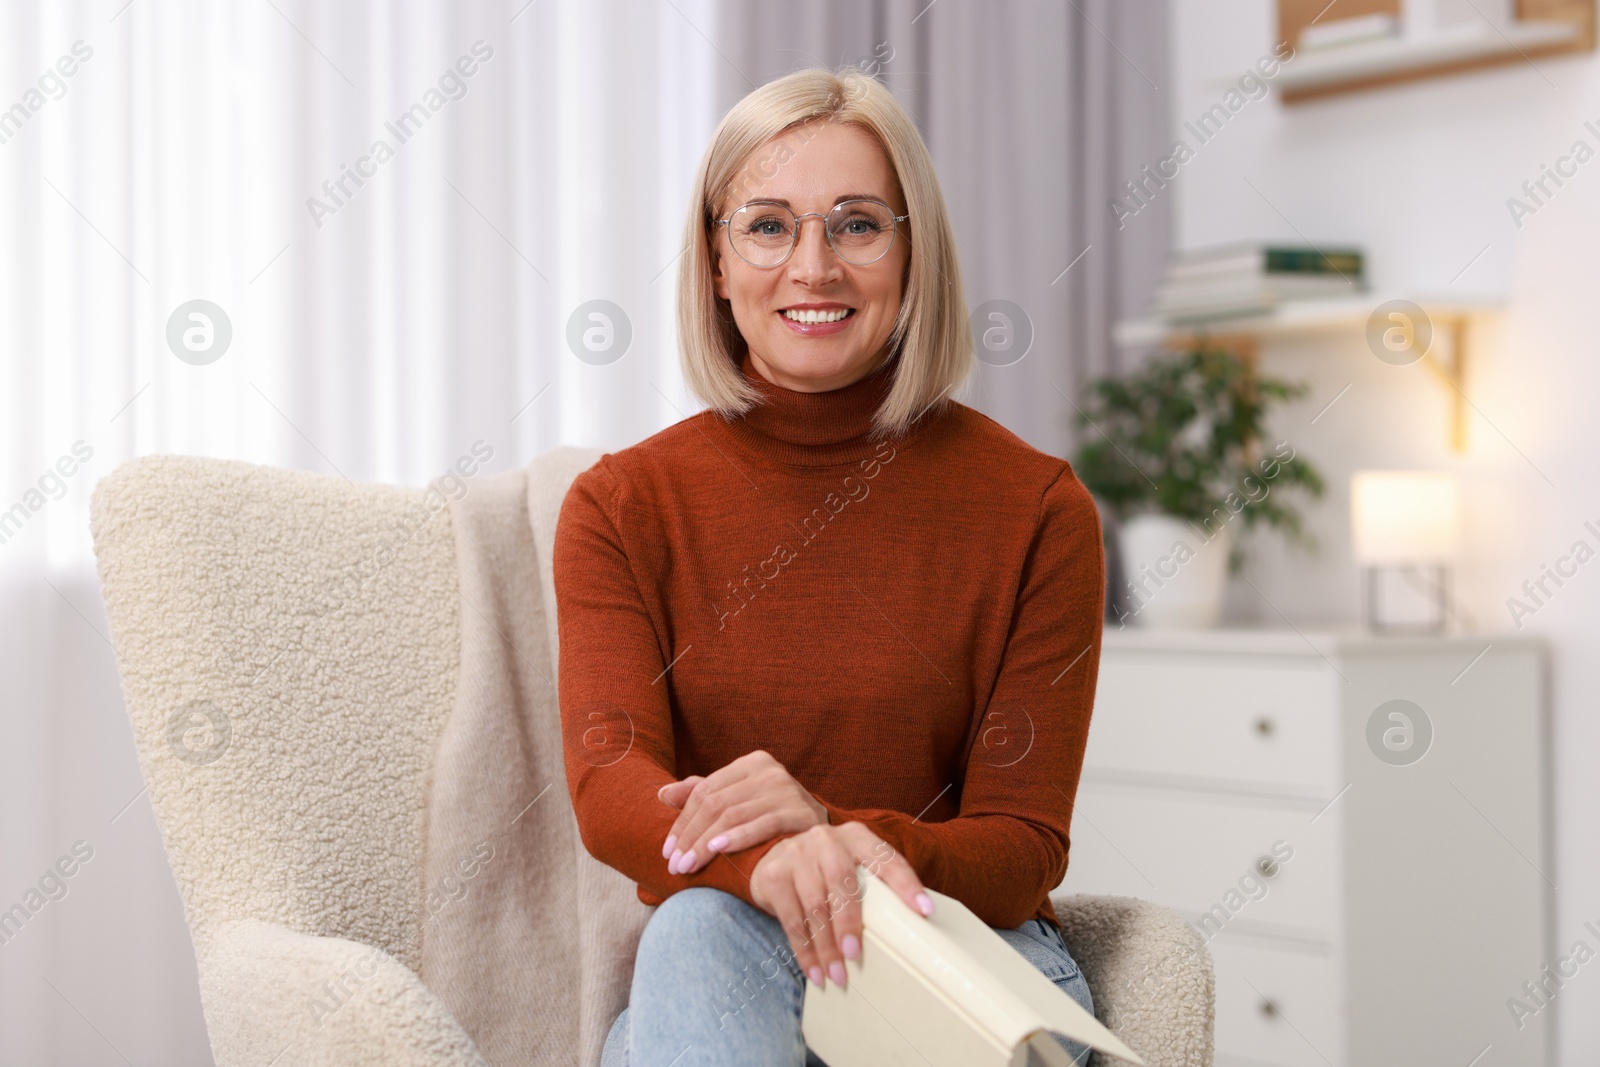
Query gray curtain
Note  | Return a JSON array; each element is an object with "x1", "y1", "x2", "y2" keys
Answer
[{"x1": 713, "y1": 0, "x2": 1170, "y2": 459}]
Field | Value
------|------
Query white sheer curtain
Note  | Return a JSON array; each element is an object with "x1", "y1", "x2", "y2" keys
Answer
[
  {"x1": 0, "y1": 1, "x2": 1166, "y2": 1060},
  {"x1": 0, "y1": 1, "x2": 716, "y2": 1060}
]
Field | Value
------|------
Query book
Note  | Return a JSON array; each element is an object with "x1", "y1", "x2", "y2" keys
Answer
[
  {"x1": 1150, "y1": 243, "x2": 1367, "y2": 321},
  {"x1": 1157, "y1": 269, "x2": 1363, "y2": 296},
  {"x1": 800, "y1": 871, "x2": 1146, "y2": 1067},
  {"x1": 1166, "y1": 243, "x2": 1364, "y2": 279},
  {"x1": 1157, "y1": 273, "x2": 1362, "y2": 301},
  {"x1": 1153, "y1": 274, "x2": 1365, "y2": 321}
]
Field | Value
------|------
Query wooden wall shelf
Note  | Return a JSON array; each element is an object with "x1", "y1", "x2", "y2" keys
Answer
[
  {"x1": 1277, "y1": 0, "x2": 1595, "y2": 103},
  {"x1": 1111, "y1": 295, "x2": 1498, "y2": 349}
]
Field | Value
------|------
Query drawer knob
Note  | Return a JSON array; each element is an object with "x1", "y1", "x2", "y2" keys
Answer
[
  {"x1": 1259, "y1": 997, "x2": 1280, "y2": 1019},
  {"x1": 1254, "y1": 716, "x2": 1275, "y2": 737},
  {"x1": 1256, "y1": 855, "x2": 1280, "y2": 879}
]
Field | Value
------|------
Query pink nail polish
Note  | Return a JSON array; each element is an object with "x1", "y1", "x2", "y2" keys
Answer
[
  {"x1": 808, "y1": 966, "x2": 825, "y2": 986},
  {"x1": 829, "y1": 961, "x2": 847, "y2": 987},
  {"x1": 681, "y1": 849, "x2": 696, "y2": 872},
  {"x1": 708, "y1": 834, "x2": 728, "y2": 853},
  {"x1": 915, "y1": 892, "x2": 934, "y2": 916},
  {"x1": 662, "y1": 834, "x2": 676, "y2": 859},
  {"x1": 841, "y1": 934, "x2": 861, "y2": 960},
  {"x1": 668, "y1": 849, "x2": 683, "y2": 874}
]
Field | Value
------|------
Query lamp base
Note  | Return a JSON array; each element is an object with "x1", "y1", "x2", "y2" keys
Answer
[{"x1": 1363, "y1": 565, "x2": 1450, "y2": 634}]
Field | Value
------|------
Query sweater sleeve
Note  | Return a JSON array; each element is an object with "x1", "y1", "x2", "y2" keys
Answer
[
  {"x1": 552, "y1": 458, "x2": 792, "y2": 909},
  {"x1": 807, "y1": 466, "x2": 1105, "y2": 929}
]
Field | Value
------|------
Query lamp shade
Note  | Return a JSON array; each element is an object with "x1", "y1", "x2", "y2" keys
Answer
[{"x1": 1351, "y1": 471, "x2": 1462, "y2": 565}]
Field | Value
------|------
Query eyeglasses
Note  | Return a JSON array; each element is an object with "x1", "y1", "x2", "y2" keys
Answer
[{"x1": 715, "y1": 199, "x2": 910, "y2": 268}]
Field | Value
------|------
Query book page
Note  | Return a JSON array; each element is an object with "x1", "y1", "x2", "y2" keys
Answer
[
  {"x1": 802, "y1": 871, "x2": 1145, "y2": 1067},
  {"x1": 889, "y1": 879, "x2": 1143, "y2": 1065}
]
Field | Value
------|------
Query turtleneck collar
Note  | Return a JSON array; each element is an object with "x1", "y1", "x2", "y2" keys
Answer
[{"x1": 720, "y1": 351, "x2": 904, "y2": 467}]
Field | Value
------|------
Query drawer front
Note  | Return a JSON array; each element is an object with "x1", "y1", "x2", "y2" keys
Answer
[
  {"x1": 1058, "y1": 784, "x2": 1340, "y2": 940},
  {"x1": 1211, "y1": 940, "x2": 1345, "y2": 1067},
  {"x1": 1085, "y1": 653, "x2": 1339, "y2": 795}
]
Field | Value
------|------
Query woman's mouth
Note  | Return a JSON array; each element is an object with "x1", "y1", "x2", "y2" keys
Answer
[{"x1": 778, "y1": 306, "x2": 856, "y2": 335}]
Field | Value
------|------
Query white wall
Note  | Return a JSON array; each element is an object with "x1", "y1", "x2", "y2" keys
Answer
[{"x1": 1162, "y1": 3, "x2": 1600, "y2": 1062}]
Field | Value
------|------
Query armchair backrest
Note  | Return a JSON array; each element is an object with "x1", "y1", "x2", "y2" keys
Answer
[{"x1": 90, "y1": 455, "x2": 463, "y2": 972}]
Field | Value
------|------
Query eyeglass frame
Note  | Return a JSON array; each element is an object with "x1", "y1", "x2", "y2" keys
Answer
[{"x1": 713, "y1": 198, "x2": 911, "y2": 268}]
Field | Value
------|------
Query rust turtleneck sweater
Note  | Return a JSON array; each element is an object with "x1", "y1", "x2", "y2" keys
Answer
[{"x1": 552, "y1": 351, "x2": 1104, "y2": 930}]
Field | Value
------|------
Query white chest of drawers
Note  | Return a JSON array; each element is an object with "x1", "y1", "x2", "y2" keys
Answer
[{"x1": 1058, "y1": 628, "x2": 1549, "y2": 1067}]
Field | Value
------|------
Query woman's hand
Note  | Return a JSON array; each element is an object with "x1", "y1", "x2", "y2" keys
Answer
[
  {"x1": 657, "y1": 749, "x2": 827, "y2": 875},
  {"x1": 751, "y1": 822, "x2": 935, "y2": 991}
]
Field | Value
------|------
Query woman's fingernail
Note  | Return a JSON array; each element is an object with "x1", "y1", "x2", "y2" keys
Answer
[
  {"x1": 841, "y1": 934, "x2": 861, "y2": 960},
  {"x1": 662, "y1": 835, "x2": 676, "y2": 859},
  {"x1": 829, "y1": 961, "x2": 847, "y2": 986},
  {"x1": 668, "y1": 849, "x2": 683, "y2": 874},
  {"x1": 808, "y1": 966, "x2": 825, "y2": 987},
  {"x1": 680, "y1": 849, "x2": 696, "y2": 872},
  {"x1": 707, "y1": 834, "x2": 729, "y2": 853},
  {"x1": 915, "y1": 892, "x2": 934, "y2": 916}
]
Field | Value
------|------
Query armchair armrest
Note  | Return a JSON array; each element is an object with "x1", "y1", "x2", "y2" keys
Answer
[
  {"x1": 198, "y1": 919, "x2": 487, "y2": 1067},
  {"x1": 1051, "y1": 892, "x2": 1215, "y2": 1067}
]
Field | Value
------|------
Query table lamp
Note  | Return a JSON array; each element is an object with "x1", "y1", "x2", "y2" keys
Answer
[{"x1": 1351, "y1": 471, "x2": 1462, "y2": 633}]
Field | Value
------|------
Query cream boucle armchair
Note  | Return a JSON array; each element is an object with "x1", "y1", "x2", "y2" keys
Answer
[{"x1": 88, "y1": 451, "x2": 1213, "y2": 1067}]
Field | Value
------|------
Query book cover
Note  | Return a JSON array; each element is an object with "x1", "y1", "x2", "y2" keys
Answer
[{"x1": 800, "y1": 871, "x2": 1146, "y2": 1067}]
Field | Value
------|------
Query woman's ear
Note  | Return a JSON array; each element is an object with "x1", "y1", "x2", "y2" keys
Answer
[{"x1": 711, "y1": 243, "x2": 731, "y2": 301}]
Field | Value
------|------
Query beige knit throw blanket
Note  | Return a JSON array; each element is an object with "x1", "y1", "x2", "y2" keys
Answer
[{"x1": 419, "y1": 447, "x2": 653, "y2": 1066}]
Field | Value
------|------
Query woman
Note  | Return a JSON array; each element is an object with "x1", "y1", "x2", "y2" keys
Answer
[{"x1": 553, "y1": 65, "x2": 1105, "y2": 1067}]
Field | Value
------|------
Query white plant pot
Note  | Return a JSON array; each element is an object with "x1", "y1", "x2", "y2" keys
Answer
[{"x1": 1117, "y1": 513, "x2": 1232, "y2": 629}]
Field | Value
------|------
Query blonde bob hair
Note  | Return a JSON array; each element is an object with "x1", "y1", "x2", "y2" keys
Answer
[{"x1": 676, "y1": 66, "x2": 973, "y2": 441}]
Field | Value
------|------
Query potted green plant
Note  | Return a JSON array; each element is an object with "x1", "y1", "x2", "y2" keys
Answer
[{"x1": 1071, "y1": 343, "x2": 1325, "y2": 628}]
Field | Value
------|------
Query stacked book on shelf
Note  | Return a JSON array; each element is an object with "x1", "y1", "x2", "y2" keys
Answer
[{"x1": 1152, "y1": 243, "x2": 1366, "y2": 322}]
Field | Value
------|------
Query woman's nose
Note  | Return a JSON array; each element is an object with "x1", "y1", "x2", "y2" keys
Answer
[{"x1": 788, "y1": 216, "x2": 841, "y2": 279}]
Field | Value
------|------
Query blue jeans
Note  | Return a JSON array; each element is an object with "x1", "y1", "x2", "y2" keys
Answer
[{"x1": 601, "y1": 887, "x2": 1093, "y2": 1067}]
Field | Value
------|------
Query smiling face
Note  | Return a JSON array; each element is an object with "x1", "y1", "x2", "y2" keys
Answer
[{"x1": 711, "y1": 120, "x2": 910, "y2": 394}]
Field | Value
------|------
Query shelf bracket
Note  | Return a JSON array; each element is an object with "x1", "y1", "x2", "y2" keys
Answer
[{"x1": 1419, "y1": 315, "x2": 1468, "y2": 454}]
